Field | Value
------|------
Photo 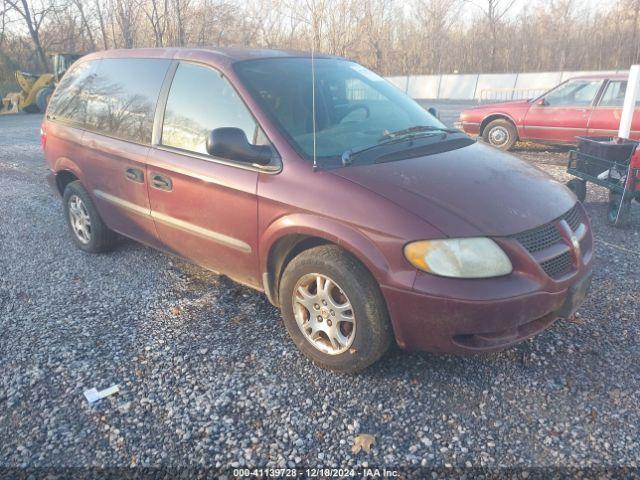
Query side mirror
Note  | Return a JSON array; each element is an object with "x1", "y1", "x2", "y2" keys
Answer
[
  {"x1": 427, "y1": 107, "x2": 440, "y2": 119},
  {"x1": 536, "y1": 98, "x2": 548, "y2": 106},
  {"x1": 206, "y1": 127, "x2": 273, "y2": 165}
]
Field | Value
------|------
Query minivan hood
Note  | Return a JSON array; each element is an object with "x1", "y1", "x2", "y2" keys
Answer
[{"x1": 332, "y1": 141, "x2": 575, "y2": 237}]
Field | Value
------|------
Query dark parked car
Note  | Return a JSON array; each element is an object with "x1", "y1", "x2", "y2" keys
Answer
[
  {"x1": 42, "y1": 48, "x2": 593, "y2": 372},
  {"x1": 457, "y1": 74, "x2": 640, "y2": 150}
]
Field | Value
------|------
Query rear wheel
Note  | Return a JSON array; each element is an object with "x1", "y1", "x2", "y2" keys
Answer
[
  {"x1": 607, "y1": 190, "x2": 631, "y2": 227},
  {"x1": 22, "y1": 102, "x2": 40, "y2": 114},
  {"x1": 35, "y1": 86, "x2": 54, "y2": 113},
  {"x1": 279, "y1": 245, "x2": 392, "y2": 373},
  {"x1": 482, "y1": 119, "x2": 518, "y2": 150},
  {"x1": 63, "y1": 181, "x2": 117, "y2": 252},
  {"x1": 566, "y1": 178, "x2": 587, "y2": 202}
]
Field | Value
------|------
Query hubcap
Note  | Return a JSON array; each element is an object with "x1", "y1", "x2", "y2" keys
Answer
[
  {"x1": 292, "y1": 273, "x2": 355, "y2": 355},
  {"x1": 489, "y1": 126, "x2": 509, "y2": 146},
  {"x1": 68, "y1": 195, "x2": 91, "y2": 244}
]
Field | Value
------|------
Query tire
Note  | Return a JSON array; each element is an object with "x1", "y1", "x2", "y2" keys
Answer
[
  {"x1": 35, "y1": 86, "x2": 54, "y2": 113},
  {"x1": 22, "y1": 102, "x2": 40, "y2": 114},
  {"x1": 482, "y1": 119, "x2": 518, "y2": 150},
  {"x1": 566, "y1": 178, "x2": 587, "y2": 203},
  {"x1": 63, "y1": 181, "x2": 117, "y2": 252},
  {"x1": 279, "y1": 245, "x2": 392, "y2": 373},
  {"x1": 607, "y1": 190, "x2": 631, "y2": 227}
]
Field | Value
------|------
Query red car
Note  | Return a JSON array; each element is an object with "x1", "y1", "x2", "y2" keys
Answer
[
  {"x1": 458, "y1": 74, "x2": 640, "y2": 150},
  {"x1": 42, "y1": 48, "x2": 593, "y2": 372}
]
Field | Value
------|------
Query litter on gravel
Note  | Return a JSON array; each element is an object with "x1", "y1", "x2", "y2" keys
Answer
[{"x1": 83, "y1": 385, "x2": 120, "y2": 404}]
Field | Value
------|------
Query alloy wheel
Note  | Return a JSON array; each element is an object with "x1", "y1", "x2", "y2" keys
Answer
[
  {"x1": 292, "y1": 273, "x2": 356, "y2": 355},
  {"x1": 68, "y1": 194, "x2": 92, "y2": 244}
]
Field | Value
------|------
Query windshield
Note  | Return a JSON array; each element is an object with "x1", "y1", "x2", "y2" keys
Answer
[
  {"x1": 234, "y1": 58, "x2": 449, "y2": 163},
  {"x1": 538, "y1": 79, "x2": 603, "y2": 106}
]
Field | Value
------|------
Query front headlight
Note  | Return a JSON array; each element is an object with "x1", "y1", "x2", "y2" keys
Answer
[{"x1": 404, "y1": 238, "x2": 512, "y2": 278}]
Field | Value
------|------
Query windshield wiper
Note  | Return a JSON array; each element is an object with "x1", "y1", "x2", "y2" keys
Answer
[
  {"x1": 341, "y1": 125, "x2": 461, "y2": 166},
  {"x1": 378, "y1": 125, "x2": 458, "y2": 142},
  {"x1": 341, "y1": 130, "x2": 442, "y2": 166}
]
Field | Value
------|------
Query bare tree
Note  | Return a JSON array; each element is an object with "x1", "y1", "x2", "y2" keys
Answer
[
  {"x1": 465, "y1": 0, "x2": 517, "y2": 71},
  {"x1": 628, "y1": 0, "x2": 640, "y2": 64},
  {"x1": 4, "y1": 0, "x2": 54, "y2": 70},
  {"x1": 359, "y1": 0, "x2": 392, "y2": 72},
  {"x1": 414, "y1": 0, "x2": 460, "y2": 74},
  {"x1": 2, "y1": 0, "x2": 640, "y2": 81},
  {"x1": 113, "y1": 0, "x2": 136, "y2": 48},
  {"x1": 142, "y1": 0, "x2": 168, "y2": 46},
  {"x1": 0, "y1": 1, "x2": 8, "y2": 47},
  {"x1": 93, "y1": 0, "x2": 109, "y2": 49},
  {"x1": 71, "y1": 0, "x2": 96, "y2": 49},
  {"x1": 170, "y1": 0, "x2": 190, "y2": 46}
]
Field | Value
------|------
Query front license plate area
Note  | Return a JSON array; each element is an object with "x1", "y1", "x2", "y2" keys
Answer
[{"x1": 557, "y1": 271, "x2": 592, "y2": 319}]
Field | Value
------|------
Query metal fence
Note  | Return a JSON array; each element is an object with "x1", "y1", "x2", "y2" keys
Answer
[{"x1": 477, "y1": 87, "x2": 548, "y2": 101}]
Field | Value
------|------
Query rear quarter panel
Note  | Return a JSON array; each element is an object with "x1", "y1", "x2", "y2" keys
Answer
[
  {"x1": 44, "y1": 120, "x2": 85, "y2": 184},
  {"x1": 587, "y1": 105, "x2": 640, "y2": 140}
]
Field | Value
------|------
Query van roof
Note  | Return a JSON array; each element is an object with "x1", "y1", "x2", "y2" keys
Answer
[{"x1": 82, "y1": 47, "x2": 339, "y2": 66}]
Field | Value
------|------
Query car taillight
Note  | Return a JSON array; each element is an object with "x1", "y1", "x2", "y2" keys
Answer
[{"x1": 40, "y1": 123, "x2": 47, "y2": 150}]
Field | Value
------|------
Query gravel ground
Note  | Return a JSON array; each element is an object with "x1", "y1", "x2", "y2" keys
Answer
[{"x1": 1, "y1": 113, "x2": 639, "y2": 475}]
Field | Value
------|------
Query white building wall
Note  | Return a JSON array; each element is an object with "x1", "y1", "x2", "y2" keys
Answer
[
  {"x1": 438, "y1": 74, "x2": 478, "y2": 99},
  {"x1": 406, "y1": 75, "x2": 440, "y2": 99},
  {"x1": 384, "y1": 69, "x2": 626, "y2": 100}
]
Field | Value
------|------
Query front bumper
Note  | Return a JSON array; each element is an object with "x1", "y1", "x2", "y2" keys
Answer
[
  {"x1": 382, "y1": 269, "x2": 591, "y2": 353},
  {"x1": 455, "y1": 120, "x2": 481, "y2": 136},
  {"x1": 383, "y1": 202, "x2": 594, "y2": 354}
]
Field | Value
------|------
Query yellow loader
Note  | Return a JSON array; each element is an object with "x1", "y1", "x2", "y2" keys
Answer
[{"x1": 1, "y1": 53, "x2": 81, "y2": 114}]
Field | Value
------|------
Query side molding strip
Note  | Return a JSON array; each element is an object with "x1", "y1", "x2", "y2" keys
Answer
[
  {"x1": 93, "y1": 189, "x2": 252, "y2": 253},
  {"x1": 151, "y1": 210, "x2": 252, "y2": 253},
  {"x1": 94, "y1": 190, "x2": 150, "y2": 216}
]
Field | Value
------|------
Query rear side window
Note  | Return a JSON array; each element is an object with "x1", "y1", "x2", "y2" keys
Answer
[
  {"x1": 47, "y1": 60, "x2": 99, "y2": 125},
  {"x1": 599, "y1": 80, "x2": 640, "y2": 107},
  {"x1": 161, "y1": 62, "x2": 258, "y2": 155},
  {"x1": 85, "y1": 58, "x2": 170, "y2": 144}
]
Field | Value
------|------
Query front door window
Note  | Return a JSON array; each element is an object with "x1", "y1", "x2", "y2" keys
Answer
[
  {"x1": 161, "y1": 63, "x2": 259, "y2": 155},
  {"x1": 542, "y1": 79, "x2": 602, "y2": 107}
]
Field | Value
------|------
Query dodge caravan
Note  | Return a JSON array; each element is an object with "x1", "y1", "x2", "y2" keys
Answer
[{"x1": 42, "y1": 48, "x2": 593, "y2": 372}]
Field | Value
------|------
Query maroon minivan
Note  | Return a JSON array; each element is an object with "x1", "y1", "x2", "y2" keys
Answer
[{"x1": 42, "y1": 48, "x2": 593, "y2": 372}]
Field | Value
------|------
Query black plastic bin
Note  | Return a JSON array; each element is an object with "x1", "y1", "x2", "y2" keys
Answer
[{"x1": 575, "y1": 136, "x2": 638, "y2": 176}]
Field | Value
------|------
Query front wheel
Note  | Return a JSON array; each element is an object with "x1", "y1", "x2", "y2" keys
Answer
[
  {"x1": 279, "y1": 245, "x2": 392, "y2": 373},
  {"x1": 482, "y1": 119, "x2": 518, "y2": 150}
]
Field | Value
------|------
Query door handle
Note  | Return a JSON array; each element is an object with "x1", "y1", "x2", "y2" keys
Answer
[
  {"x1": 150, "y1": 173, "x2": 172, "y2": 191},
  {"x1": 124, "y1": 167, "x2": 144, "y2": 183}
]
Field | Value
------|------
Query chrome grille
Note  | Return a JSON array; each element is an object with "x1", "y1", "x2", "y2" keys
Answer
[{"x1": 511, "y1": 204, "x2": 583, "y2": 280}]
